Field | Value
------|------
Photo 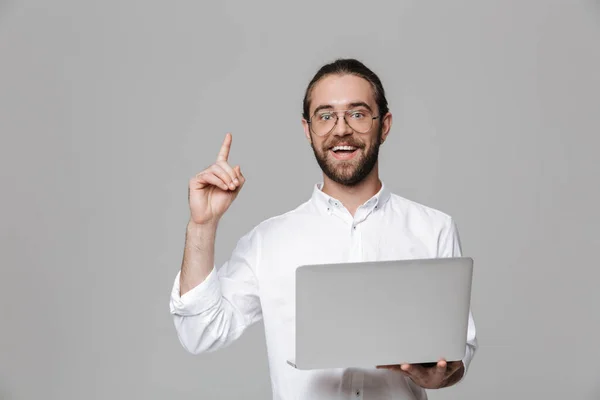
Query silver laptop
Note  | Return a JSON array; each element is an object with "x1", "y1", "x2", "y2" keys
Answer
[{"x1": 286, "y1": 257, "x2": 473, "y2": 370}]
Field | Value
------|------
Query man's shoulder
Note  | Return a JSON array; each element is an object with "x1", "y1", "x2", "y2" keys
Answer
[
  {"x1": 260, "y1": 200, "x2": 314, "y2": 228},
  {"x1": 245, "y1": 199, "x2": 314, "y2": 238},
  {"x1": 388, "y1": 192, "x2": 454, "y2": 225}
]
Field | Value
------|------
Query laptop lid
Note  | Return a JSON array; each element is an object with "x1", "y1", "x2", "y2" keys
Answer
[{"x1": 287, "y1": 257, "x2": 473, "y2": 370}]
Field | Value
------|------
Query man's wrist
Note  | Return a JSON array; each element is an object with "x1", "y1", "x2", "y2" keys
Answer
[
  {"x1": 186, "y1": 220, "x2": 218, "y2": 248},
  {"x1": 187, "y1": 219, "x2": 218, "y2": 233}
]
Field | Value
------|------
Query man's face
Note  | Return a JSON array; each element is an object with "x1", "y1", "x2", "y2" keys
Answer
[{"x1": 303, "y1": 74, "x2": 391, "y2": 187}]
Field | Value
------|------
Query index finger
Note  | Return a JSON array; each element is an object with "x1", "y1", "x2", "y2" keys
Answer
[{"x1": 217, "y1": 133, "x2": 232, "y2": 162}]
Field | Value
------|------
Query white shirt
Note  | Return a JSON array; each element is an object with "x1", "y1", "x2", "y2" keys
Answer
[{"x1": 170, "y1": 182, "x2": 478, "y2": 400}]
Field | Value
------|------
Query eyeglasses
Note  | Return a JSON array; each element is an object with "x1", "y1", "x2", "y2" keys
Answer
[{"x1": 308, "y1": 108, "x2": 380, "y2": 137}]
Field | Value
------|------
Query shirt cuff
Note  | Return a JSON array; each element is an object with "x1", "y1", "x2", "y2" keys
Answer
[
  {"x1": 169, "y1": 267, "x2": 222, "y2": 316},
  {"x1": 462, "y1": 345, "x2": 473, "y2": 373}
]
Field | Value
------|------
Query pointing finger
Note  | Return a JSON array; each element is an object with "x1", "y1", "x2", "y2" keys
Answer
[{"x1": 217, "y1": 133, "x2": 232, "y2": 162}]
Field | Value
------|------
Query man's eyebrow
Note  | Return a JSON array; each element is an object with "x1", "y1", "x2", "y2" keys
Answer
[
  {"x1": 311, "y1": 101, "x2": 373, "y2": 115},
  {"x1": 347, "y1": 102, "x2": 373, "y2": 112},
  {"x1": 312, "y1": 104, "x2": 334, "y2": 115}
]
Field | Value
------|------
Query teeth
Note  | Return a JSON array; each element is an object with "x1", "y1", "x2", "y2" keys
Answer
[{"x1": 332, "y1": 146, "x2": 357, "y2": 151}]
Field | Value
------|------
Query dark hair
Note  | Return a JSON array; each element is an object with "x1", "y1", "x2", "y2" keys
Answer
[{"x1": 302, "y1": 58, "x2": 389, "y2": 121}]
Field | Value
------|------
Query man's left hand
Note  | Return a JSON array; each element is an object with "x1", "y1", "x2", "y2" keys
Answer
[{"x1": 376, "y1": 359, "x2": 464, "y2": 389}]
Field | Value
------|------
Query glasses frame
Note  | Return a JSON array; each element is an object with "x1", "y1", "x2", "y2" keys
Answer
[{"x1": 307, "y1": 109, "x2": 380, "y2": 137}]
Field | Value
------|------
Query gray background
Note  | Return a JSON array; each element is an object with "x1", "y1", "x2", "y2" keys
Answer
[{"x1": 1, "y1": 0, "x2": 599, "y2": 399}]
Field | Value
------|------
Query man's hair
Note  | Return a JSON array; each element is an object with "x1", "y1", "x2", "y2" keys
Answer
[{"x1": 302, "y1": 58, "x2": 389, "y2": 121}]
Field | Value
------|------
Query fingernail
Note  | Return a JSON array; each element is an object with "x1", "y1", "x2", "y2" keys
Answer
[{"x1": 234, "y1": 178, "x2": 239, "y2": 185}]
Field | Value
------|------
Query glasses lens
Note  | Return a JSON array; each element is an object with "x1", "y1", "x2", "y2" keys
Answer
[
  {"x1": 346, "y1": 109, "x2": 373, "y2": 133},
  {"x1": 311, "y1": 111, "x2": 337, "y2": 136}
]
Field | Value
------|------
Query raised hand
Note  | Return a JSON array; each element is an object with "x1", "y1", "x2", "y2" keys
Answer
[{"x1": 188, "y1": 133, "x2": 245, "y2": 226}]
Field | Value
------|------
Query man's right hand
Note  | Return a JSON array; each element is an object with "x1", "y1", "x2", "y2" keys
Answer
[{"x1": 188, "y1": 133, "x2": 245, "y2": 226}]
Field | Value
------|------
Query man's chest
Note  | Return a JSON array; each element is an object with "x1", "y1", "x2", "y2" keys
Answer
[{"x1": 256, "y1": 217, "x2": 437, "y2": 322}]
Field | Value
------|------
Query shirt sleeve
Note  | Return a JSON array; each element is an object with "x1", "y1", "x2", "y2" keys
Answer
[
  {"x1": 169, "y1": 227, "x2": 262, "y2": 355},
  {"x1": 437, "y1": 217, "x2": 478, "y2": 378}
]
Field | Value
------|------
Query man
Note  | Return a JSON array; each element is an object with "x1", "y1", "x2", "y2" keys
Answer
[{"x1": 169, "y1": 58, "x2": 478, "y2": 399}]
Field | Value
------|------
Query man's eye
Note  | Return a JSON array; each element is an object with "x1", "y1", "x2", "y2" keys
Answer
[
  {"x1": 350, "y1": 111, "x2": 364, "y2": 119},
  {"x1": 319, "y1": 114, "x2": 333, "y2": 120}
]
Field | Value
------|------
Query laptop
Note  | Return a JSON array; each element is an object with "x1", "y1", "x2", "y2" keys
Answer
[{"x1": 286, "y1": 257, "x2": 474, "y2": 370}]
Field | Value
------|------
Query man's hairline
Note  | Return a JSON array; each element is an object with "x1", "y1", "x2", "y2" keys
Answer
[{"x1": 305, "y1": 72, "x2": 382, "y2": 119}]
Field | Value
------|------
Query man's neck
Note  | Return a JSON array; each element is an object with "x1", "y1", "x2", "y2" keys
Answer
[{"x1": 321, "y1": 169, "x2": 382, "y2": 216}]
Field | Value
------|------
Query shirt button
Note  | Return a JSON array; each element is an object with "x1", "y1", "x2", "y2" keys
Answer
[{"x1": 356, "y1": 390, "x2": 360, "y2": 396}]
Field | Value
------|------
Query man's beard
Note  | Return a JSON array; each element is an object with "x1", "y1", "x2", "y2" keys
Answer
[{"x1": 310, "y1": 127, "x2": 382, "y2": 187}]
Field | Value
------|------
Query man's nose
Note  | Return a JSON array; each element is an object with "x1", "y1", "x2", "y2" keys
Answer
[{"x1": 332, "y1": 115, "x2": 353, "y2": 137}]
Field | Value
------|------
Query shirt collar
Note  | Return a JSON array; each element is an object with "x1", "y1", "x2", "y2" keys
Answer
[{"x1": 311, "y1": 181, "x2": 391, "y2": 214}]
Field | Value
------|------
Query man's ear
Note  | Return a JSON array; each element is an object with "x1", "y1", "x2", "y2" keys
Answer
[
  {"x1": 380, "y1": 112, "x2": 393, "y2": 144},
  {"x1": 302, "y1": 119, "x2": 312, "y2": 144}
]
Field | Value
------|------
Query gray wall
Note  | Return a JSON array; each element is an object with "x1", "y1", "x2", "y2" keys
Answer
[{"x1": 1, "y1": 0, "x2": 599, "y2": 399}]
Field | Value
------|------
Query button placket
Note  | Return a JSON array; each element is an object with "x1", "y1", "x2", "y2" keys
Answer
[{"x1": 349, "y1": 219, "x2": 363, "y2": 261}]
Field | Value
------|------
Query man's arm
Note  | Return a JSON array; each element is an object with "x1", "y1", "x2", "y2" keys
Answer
[
  {"x1": 170, "y1": 133, "x2": 261, "y2": 355},
  {"x1": 179, "y1": 221, "x2": 218, "y2": 296},
  {"x1": 439, "y1": 216, "x2": 478, "y2": 383},
  {"x1": 169, "y1": 223, "x2": 262, "y2": 355}
]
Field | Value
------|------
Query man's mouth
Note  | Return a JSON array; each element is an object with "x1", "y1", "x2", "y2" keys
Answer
[{"x1": 329, "y1": 145, "x2": 359, "y2": 160}]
